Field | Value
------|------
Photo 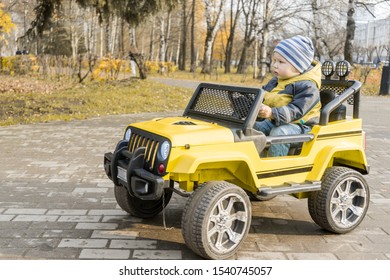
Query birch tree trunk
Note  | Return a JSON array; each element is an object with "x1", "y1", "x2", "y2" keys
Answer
[
  {"x1": 201, "y1": 0, "x2": 226, "y2": 74},
  {"x1": 105, "y1": 18, "x2": 111, "y2": 55},
  {"x1": 110, "y1": 15, "x2": 118, "y2": 55},
  {"x1": 190, "y1": 0, "x2": 197, "y2": 72},
  {"x1": 149, "y1": 18, "x2": 156, "y2": 61},
  {"x1": 344, "y1": 0, "x2": 355, "y2": 63},
  {"x1": 237, "y1": 0, "x2": 260, "y2": 74},
  {"x1": 179, "y1": 0, "x2": 187, "y2": 70},
  {"x1": 311, "y1": 0, "x2": 329, "y2": 61},
  {"x1": 224, "y1": 0, "x2": 241, "y2": 73},
  {"x1": 165, "y1": 9, "x2": 172, "y2": 62},
  {"x1": 259, "y1": 0, "x2": 270, "y2": 81},
  {"x1": 158, "y1": 14, "x2": 166, "y2": 62}
]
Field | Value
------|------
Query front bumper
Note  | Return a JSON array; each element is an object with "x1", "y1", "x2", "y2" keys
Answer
[{"x1": 104, "y1": 140, "x2": 165, "y2": 200}]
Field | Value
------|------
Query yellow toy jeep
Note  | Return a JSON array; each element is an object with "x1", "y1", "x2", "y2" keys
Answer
[{"x1": 104, "y1": 60, "x2": 370, "y2": 259}]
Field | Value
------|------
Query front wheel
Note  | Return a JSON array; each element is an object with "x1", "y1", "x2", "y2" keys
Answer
[
  {"x1": 181, "y1": 181, "x2": 252, "y2": 259},
  {"x1": 114, "y1": 185, "x2": 172, "y2": 219},
  {"x1": 308, "y1": 167, "x2": 370, "y2": 234}
]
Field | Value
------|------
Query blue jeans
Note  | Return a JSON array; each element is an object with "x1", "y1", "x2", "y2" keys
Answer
[{"x1": 254, "y1": 119, "x2": 311, "y2": 157}]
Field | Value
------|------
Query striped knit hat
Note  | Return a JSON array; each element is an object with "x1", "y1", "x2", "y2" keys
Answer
[{"x1": 274, "y1": 35, "x2": 314, "y2": 73}]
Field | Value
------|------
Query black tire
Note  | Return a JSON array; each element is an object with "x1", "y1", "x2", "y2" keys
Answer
[
  {"x1": 247, "y1": 191, "x2": 276, "y2": 201},
  {"x1": 308, "y1": 167, "x2": 370, "y2": 234},
  {"x1": 181, "y1": 181, "x2": 252, "y2": 259},
  {"x1": 114, "y1": 185, "x2": 172, "y2": 219}
]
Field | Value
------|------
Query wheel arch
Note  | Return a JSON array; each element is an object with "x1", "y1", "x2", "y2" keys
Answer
[
  {"x1": 168, "y1": 152, "x2": 259, "y2": 193},
  {"x1": 308, "y1": 145, "x2": 369, "y2": 181}
]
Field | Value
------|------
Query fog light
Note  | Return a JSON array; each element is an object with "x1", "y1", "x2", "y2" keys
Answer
[
  {"x1": 158, "y1": 163, "x2": 165, "y2": 174},
  {"x1": 322, "y1": 60, "x2": 335, "y2": 79},
  {"x1": 335, "y1": 60, "x2": 351, "y2": 79}
]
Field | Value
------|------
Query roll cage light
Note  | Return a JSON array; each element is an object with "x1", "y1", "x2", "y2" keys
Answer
[
  {"x1": 335, "y1": 60, "x2": 351, "y2": 80},
  {"x1": 321, "y1": 60, "x2": 335, "y2": 79},
  {"x1": 321, "y1": 60, "x2": 351, "y2": 80}
]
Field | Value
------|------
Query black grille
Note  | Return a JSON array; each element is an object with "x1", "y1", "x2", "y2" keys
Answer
[
  {"x1": 189, "y1": 87, "x2": 256, "y2": 121},
  {"x1": 127, "y1": 127, "x2": 169, "y2": 172},
  {"x1": 321, "y1": 84, "x2": 354, "y2": 105}
]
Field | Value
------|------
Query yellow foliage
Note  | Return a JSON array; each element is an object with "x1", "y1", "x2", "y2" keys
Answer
[
  {"x1": 0, "y1": 3, "x2": 15, "y2": 44},
  {"x1": 145, "y1": 61, "x2": 177, "y2": 74},
  {"x1": 1, "y1": 55, "x2": 39, "y2": 75},
  {"x1": 92, "y1": 56, "x2": 124, "y2": 81}
]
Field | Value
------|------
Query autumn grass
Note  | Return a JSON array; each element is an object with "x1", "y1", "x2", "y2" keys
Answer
[
  {"x1": 161, "y1": 65, "x2": 383, "y2": 95},
  {"x1": 0, "y1": 66, "x2": 385, "y2": 127},
  {"x1": 0, "y1": 75, "x2": 192, "y2": 126},
  {"x1": 160, "y1": 66, "x2": 269, "y2": 87}
]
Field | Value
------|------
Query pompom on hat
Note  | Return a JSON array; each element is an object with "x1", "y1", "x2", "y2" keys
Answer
[{"x1": 274, "y1": 35, "x2": 314, "y2": 73}]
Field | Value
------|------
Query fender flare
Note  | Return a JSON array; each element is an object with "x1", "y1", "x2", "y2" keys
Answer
[
  {"x1": 168, "y1": 150, "x2": 259, "y2": 189},
  {"x1": 308, "y1": 144, "x2": 369, "y2": 181}
]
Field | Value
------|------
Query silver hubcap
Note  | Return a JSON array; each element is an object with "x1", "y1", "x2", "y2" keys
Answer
[
  {"x1": 330, "y1": 176, "x2": 368, "y2": 229},
  {"x1": 207, "y1": 193, "x2": 249, "y2": 254}
]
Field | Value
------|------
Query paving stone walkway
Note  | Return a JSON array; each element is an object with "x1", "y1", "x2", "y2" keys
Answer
[{"x1": 0, "y1": 81, "x2": 390, "y2": 260}]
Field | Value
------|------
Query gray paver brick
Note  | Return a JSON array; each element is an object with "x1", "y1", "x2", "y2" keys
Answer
[
  {"x1": 132, "y1": 250, "x2": 182, "y2": 260},
  {"x1": 335, "y1": 253, "x2": 389, "y2": 260},
  {"x1": 236, "y1": 252, "x2": 287, "y2": 260},
  {"x1": 88, "y1": 209, "x2": 127, "y2": 216},
  {"x1": 13, "y1": 215, "x2": 59, "y2": 222},
  {"x1": 75, "y1": 223, "x2": 118, "y2": 230},
  {"x1": 101, "y1": 215, "x2": 143, "y2": 223},
  {"x1": 46, "y1": 209, "x2": 88, "y2": 215},
  {"x1": 371, "y1": 198, "x2": 390, "y2": 204},
  {"x1": 73, "y1": 188, "x2": 108, "y2": 193},
  {"x1": 58, "y1": 215, "x2": 101, "y2": 223},
  {"x1": 0, "y1": 248, "x2": 27, "y2": 259},
  {"x1": 42, "y1": 229, "x2": 92, "y2": 239},
  {"x1": 286, "y1": 253, "x2": 338, "y2": 260},
  {"x1": 91, "y1": 230, "x2": 138, "y2": 239},
  {"x1": 110, "y1": 240, "x2": 157, "y2": 249},
  {"x1": 0, "y1": 215, "x2": 15, "y2": 221},
  {"x1": 1, "y1": 95, "x2": 390, "y2": 260},
  {"x1": 58, "y1": 239, "x2": 108, "y2": 248},
  {"x1": 79, "y1": 249, "x2": 130, "y2": 259},
  {"x1": 8, "y1": 238, "x2": 59, "y2": 249},
  {"x1": 25, "y1": 248, "x2": 80, "y2": 259},
  {"x1": 4, "y1": 208, "x2": 47, "y2": 215}
]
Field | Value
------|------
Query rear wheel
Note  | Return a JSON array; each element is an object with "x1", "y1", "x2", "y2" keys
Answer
[
  {"x1": 114, "y1": 185, "x2": 172, "y2": 219},
  {"x1": 181, "y1": 181, "x2": 251, "y2": 259},
  {"x1": 308, "y1": 167, "x2": 370, "y2": 233}
]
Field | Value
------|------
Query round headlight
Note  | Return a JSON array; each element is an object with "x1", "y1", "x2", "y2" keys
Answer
[
  {"x1": 124, "y1": 128, "x2": 132, "y2": 141},
  {"x1": 335, "y1": 60, "x2": 351, "y2": 78},
  {"x1": 321, "y1": 60, "x2": 335, "y2": 78},
  {"x1": 159, "y1": 141, "x2": 170, "y2": 161}
]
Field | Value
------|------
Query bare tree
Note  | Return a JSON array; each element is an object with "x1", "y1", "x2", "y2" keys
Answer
[
  {"x1": 201, "y1": 0, "x2": 226, "y2": 74},
  {"x1": 148, "y1": 18, "x2": 156, "y2": 61},
  {"x1": 190, "y1": 0, "x2": 197, "y2": 72},
  {"x1": 178, "y1": 0, "x2": 188, "y2": 70},
  {"x1": 237, "y1": 0, "x2": 261, "y2": 74},
  {"x1": 344, "y1": 0, "x2": 356, "y2": 62},
  {"x1": 158, "y1": 14, "x2": 166, "y2": 62},
  {"x1": 310, "y1": 0, "x2": 332, "y2": 61},
  {"x1": 257, "y1": 0, "x2": 304, "y2": 81},
  {"x1": 224, "y1": 0, "x2": 241, "y2": 73}
]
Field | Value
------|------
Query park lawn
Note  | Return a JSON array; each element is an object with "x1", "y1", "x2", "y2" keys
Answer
[
  {"x1": 0, "y1": 76, "x2": 192, "y2": 126},
  {"x1": 0, "y1": 66, "x2": 385, "y2": 126}
]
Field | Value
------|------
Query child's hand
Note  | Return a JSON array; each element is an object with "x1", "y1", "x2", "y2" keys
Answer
[{"x1": 258, "y1": 105, "x2": 273, "y2": 119}]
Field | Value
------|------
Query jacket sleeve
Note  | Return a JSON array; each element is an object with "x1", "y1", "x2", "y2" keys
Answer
[{"x1": 271, "y1": 80, "x2": 320, "y2": 126}]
